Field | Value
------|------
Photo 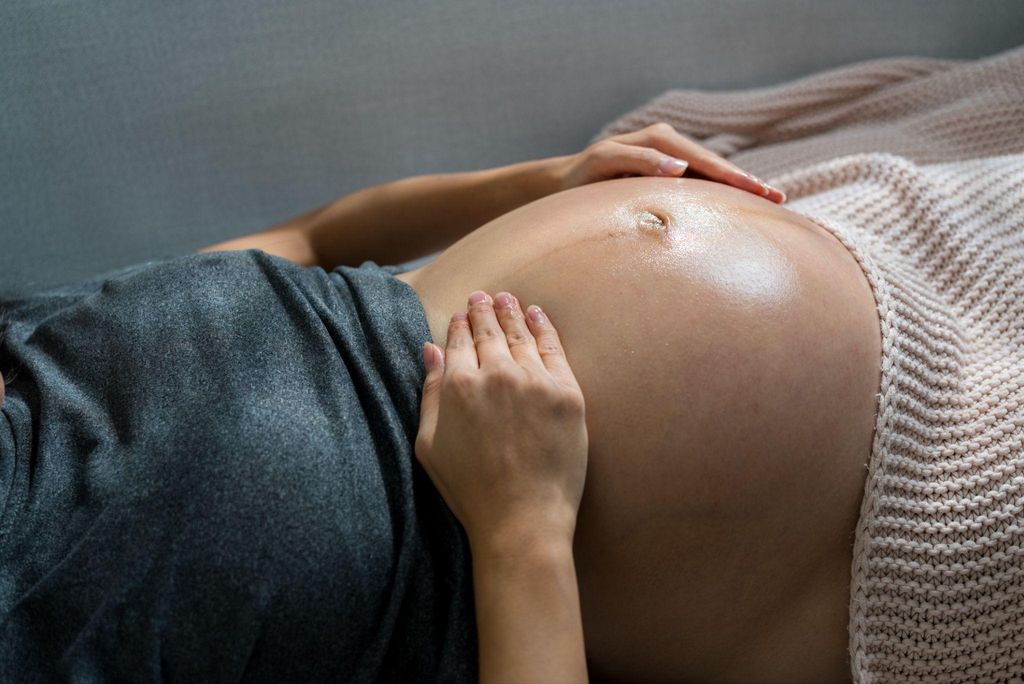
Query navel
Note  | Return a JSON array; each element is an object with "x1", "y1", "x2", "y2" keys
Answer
[{"x1": 638, "y1": 210, "x2": 668, "y2": 234}]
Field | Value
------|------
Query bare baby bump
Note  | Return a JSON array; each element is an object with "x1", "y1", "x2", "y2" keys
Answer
[{"x1": 400, "y1": 177, "x2": 881, "y2": 683}]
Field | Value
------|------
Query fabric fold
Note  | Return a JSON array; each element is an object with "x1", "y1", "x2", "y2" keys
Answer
[{"x1": 0, "y1": 249, "x2": 476, "y2": 682}]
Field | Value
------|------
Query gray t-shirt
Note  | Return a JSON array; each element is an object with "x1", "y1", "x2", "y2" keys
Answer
[{"x1": 0, "y1": 250, "x2": 476, "y2": 682}]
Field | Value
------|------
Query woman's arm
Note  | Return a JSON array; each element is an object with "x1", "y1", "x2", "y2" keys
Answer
[
  {"x1": 472, "y1": 537, "x2": 587, "y2": 682},
  {"x1": 199, "y1": 123, "x2": 784, "y2": 269},
  {"x1": 416, "y1": 291, "x2": 589, "y2": 682},
  {"x1": 199, "y1": 157, "x2": 564, "y2": 269}
]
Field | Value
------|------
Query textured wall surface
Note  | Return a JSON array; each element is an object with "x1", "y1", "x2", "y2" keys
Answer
[{"x1": 2, "y1": 0, "x2": 1023, "y2": 295}]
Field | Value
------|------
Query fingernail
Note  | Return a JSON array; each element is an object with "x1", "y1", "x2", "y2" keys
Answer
[
  {"x1": 494, "y1": 292, "x2": 513, "y2": 309},
  {"x1": 422, "y1": 342, "x2": 435, "y2": 369},
  {"x1": 658, "y1": 158, "x2": 688, "y2": 175},
  {"x1": 771, "y1": 186, "x2": 787, "y2": 202},
  {"x1": 468, "y1": 291, "x2": 490, "y2": 305},
  {"x1": 451, "y1": 312, "x2": 468, "y2": 322},
  {"x1": 527, "y1": 305, "x2": 546, "y2": 323},
  {"x1": 743, "y1": 171, "x2": 767, "y2": 189}
]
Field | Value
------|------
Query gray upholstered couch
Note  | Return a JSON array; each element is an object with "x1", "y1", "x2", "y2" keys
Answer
[{"x1": 3, "y1": 0, "x2": 1023, "y2": 297}]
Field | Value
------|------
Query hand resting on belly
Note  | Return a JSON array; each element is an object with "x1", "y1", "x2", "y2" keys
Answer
[{"x1": 397, "y1": 177, "x2": 882, "y2": 684}]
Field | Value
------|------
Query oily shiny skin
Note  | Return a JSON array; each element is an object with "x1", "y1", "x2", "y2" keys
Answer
[{"x1": 397, "y1": 177, "x2": 881, "y2": 683}]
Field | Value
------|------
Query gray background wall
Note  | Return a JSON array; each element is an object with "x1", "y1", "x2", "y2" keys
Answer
[{"x1": 2, "y1": 0, "x2": 1023, "y2": 296}]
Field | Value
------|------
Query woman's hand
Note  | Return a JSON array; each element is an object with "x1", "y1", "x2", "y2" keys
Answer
[
  {"x1": 415, "y1": 290, "x2": 588, "y2": 555},
  {"x1": 200, "y1": 120, "x2": 783, "y2": 271},
  {"x1": 554, "y1": 121, "x2": 786, "y2": 203},
  {"x1": 415, "y1": 290, "x2": 590, "y2": 683}
]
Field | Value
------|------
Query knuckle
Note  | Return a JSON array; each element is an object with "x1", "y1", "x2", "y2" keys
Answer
[
  {"x1": 447, "y1": 316, "x2": 470, "y2": 337},
  {"x1": 472, "y1": 325, "x2": 501, "y2": 343},
  {"x1": 647, "y1": 121, "x2": 675, "y2": 137},
  {"x1": 414, "y1": 434, "x2": 436, "y2": 465},
  {"x1": 536, "y1": 335, "x2": 564, "y2": 356},
  {"x1": 485, "y1": 365, "x2": 520, "y2": 389},
  {"x1": 590, "y1": 139, "x2": 618, "y2": 159},
  {"x1": 651, "y1": 121, "x2": 693, "y2": 147},
  {"x1": 525, "y1": 377, "x2": 554, "y2": 399},
  {"x1": 446, "y1": 368, "x2": 478, "y2": 395},
  {"x1": 446, "y1": 336, "x2": 469, "y2": 351},
  {"x1": 414, "y1": 434, "x2": 432, "y2": 459},
  {"x1": 554, "y1": 389, "x2": 586, "y2": 417},
  {"x1": 446, "y1": 334, "x2": 469, "y2": 351},
  {"x1": 469, "y1": 300, "x2": 495, "y2": 317},
  {"x1": 503, "y1": 327, "x2": 533, "y2": 347}
]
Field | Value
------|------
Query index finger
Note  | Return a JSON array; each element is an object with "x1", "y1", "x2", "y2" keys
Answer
[
  {"x1": 466, "y1": 291, "x2": 514, "y2": 367},
  {"x1": 443, "y1": 312, "x2": 478, "y2": 373},
  {"x1": 613, "y1": 124, "x2": 786, "y2": 203},
  {"x1": 523, "y1": 305, "x2": 582, "y2": 393}
]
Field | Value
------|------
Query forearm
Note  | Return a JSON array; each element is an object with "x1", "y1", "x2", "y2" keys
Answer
[
  {"x1": 472, "y1": 537, "x2": 588, "y2": 683},
  {"x1": 201, "y1": 156, "x2": 567, "y2": 269},
  {"x1": 309, "y1": 157, "x2": 565, "y2": 269}
]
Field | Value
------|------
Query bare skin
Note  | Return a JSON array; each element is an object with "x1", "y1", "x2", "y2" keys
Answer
[
  {"x1": 416, "y1": 295, "x2": 592, "y2": 683},
  {"x1": 395, "y1": 176, "x2": 882, "y2": 683},
  {"x1": 196, "y1": 126, "x2": 870, "y2": 681}
]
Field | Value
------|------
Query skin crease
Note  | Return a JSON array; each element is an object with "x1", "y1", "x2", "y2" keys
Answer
[{"x1": 396, "y1": 176, "x2": 882, "y2": 684}]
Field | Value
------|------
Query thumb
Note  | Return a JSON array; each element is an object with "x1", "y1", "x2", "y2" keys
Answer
[
  {"x1": 595, "y1": 140, "x2": 689, "y2": 179},
  {"x1": 416, "y1": 342, "x2": 445, "y2": 455},
  {"x1": 653, "y1": 153, "x2": 689, "y2": 177}
]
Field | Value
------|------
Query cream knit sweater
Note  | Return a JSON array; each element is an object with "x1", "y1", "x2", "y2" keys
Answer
[{"x1": 595, "y1": 46, "x2": 1024, "y2": 683}]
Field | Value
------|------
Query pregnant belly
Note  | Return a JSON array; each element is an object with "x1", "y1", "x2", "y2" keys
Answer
[{"x1": 399, "y1": 176, "x2": 881, "y2": 683}]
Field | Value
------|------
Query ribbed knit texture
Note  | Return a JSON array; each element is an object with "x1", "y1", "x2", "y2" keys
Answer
[{"x1": 594, "y1": 46, "x2": 1024, "y2": 683}]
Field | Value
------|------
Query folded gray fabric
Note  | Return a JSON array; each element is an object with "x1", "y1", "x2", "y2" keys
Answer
[{"x1": 0, "y1": 250, "x2": 475, "y2": 682}]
